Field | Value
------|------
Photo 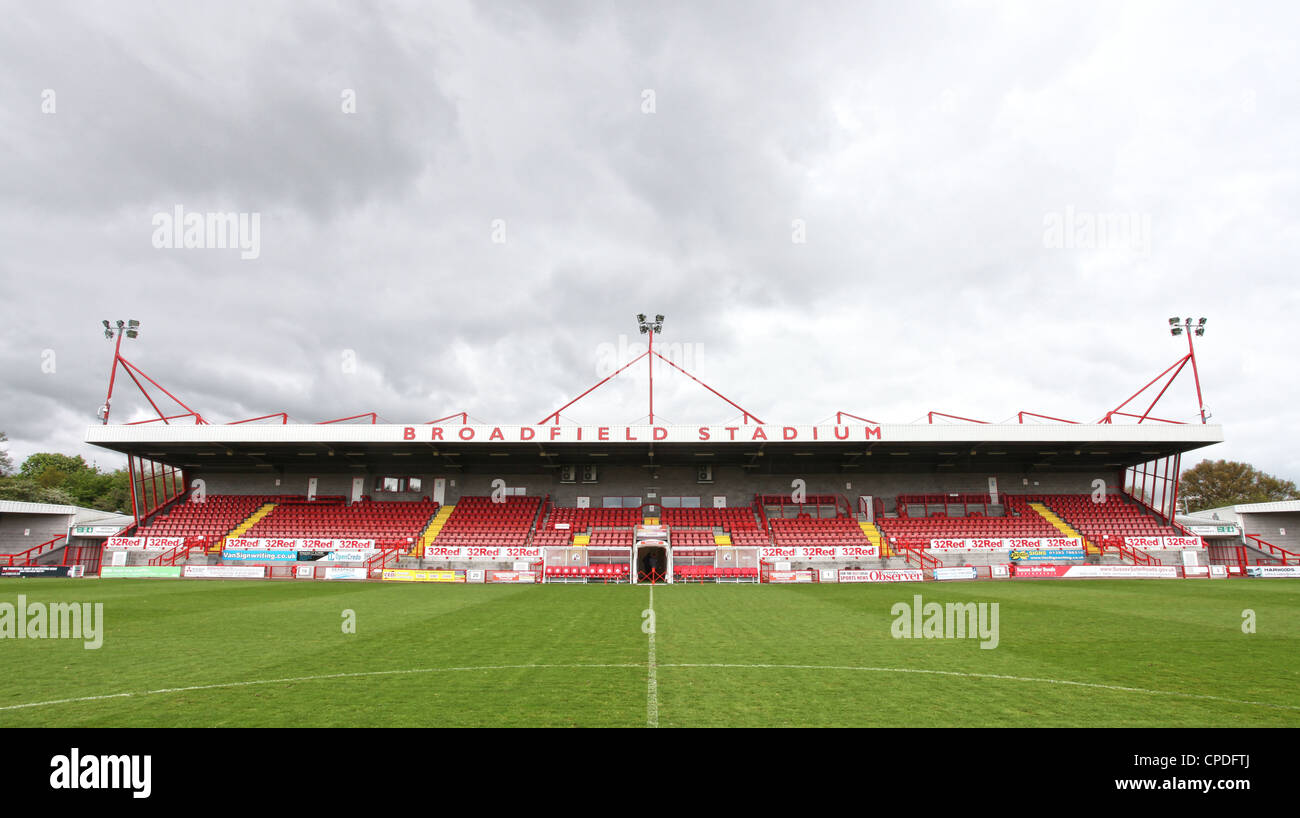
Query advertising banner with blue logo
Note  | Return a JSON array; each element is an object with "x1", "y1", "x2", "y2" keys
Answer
[
  {"x1": 1008, "y1": 548, "x2": 1085, "y2": 563},
  {"x1": 221, "y1": 550, "x2": 298, "y2": 562}
]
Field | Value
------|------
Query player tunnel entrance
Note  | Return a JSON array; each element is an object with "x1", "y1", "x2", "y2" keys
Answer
[{"x1": 635, "y1": 544, "x2": 669, "y2": 584}]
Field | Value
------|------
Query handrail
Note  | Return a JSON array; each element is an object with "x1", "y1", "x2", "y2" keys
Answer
[
  {"x1": 1244, "y1": 534, "x2": 1300, "y2": 565},
  {"x1": 1096, "y1": 536, "x2": 1161, "y2": 566},
  {"x1": 1, "y1": 534, "x2": 67, "y2": 567}
]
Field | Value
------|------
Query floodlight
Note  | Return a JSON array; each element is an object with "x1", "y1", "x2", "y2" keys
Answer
[
  {"x1": 102, "y1": 320, "x2": 110, "y2": 329},
  {"x1": 1168, "y1": 317, "x2": 1180, "y2": 326},
  {"x1": 1198, "y1": 317, "x2": 1206, "y2": 326},
  {"x1": 128, "y1": 319, "x2": 139, "y2": 328}
]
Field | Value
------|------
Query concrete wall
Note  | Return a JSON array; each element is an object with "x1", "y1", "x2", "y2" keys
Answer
[
  {"x1": 1238, "y1": 512, "x2": 1300, "y2": 554},
  {"x1": 0, "y1": 513, "x2": 71, "y2": 556}
]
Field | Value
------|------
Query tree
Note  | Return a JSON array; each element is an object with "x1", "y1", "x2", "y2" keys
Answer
[
  {"x1": 0, "y1": 451, "x2": 131, "y2": 512},
  {"x1": 1180, "y1": 460, "x2": 1298, "y2": 511},
  {"x1": 0, "y1": 432, "x2": 12, "y2": 477}
]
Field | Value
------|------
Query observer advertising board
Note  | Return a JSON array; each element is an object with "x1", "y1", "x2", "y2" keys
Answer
[
  {"x1": 759, "y1": 545, "x2": 880, "y2": 561},
  {"x1": 182, "y1": 565, "x2": 266, "y2": 579},
  {"x1": 837, "y1": 569, "x2": 925, "y2": 583},
  {"x1": 381, "y1": 569, "x2": 465, "y2": 583},
  {"x1": 100, "y1": 566, "x2": 181, "y2": 579},
  {"x1": 1246, "y1": 566, "x2": 1300, "y2": 578}
]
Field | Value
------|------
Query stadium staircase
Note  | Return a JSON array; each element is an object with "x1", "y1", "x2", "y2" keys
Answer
[
  {"x1": 415, "y1": 505, "x2": 454, "y2": 557},
  {"x1": 859, "y1": 521, "x2": 888, "y2": 556},
  {"x1": 219, "y1": 502, "x2": 277, "y2": 551},
  {"x1": 1027, "y1": 501, "x2": 1098, "y2": 557}
]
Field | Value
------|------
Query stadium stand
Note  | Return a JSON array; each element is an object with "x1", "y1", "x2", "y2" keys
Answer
[
  {"x1": 133, "y1": 494, "x2": 276, "y2": 545},
  {"x1": 242, "y1": 496, "x2": 439, "y2": 549},
  {"x1": 431, "y1": 495, "x2": 541, "y2": 547}
]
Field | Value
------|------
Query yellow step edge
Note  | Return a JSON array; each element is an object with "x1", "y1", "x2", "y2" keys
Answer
[
  {"x1": 417, "y1": 505, "x2": 456, "y2": 556},
  {"x1": 218, "y1": 502, "x2": 277, "y2": 552},
  {"x1": 1028, "y1": 502, "x2": 1099, "y2": 555},
  {"x1": 860, "y1": 520, "x2": 891, "y2": 557},
  {"x1": 714, "y1": 534, "x2": 732, "y2": 545}
]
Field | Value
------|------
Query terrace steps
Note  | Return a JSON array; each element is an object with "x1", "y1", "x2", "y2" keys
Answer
[
  {"x1": 416, "y1": 505, "x2": 455, "y2": 556},
  {"x1": 217, "y1": 503, "x2": 277, "y2": 552},
  {"x1": 860, "y1": 521, "x2": 889, "y2": 556},
  {"x1": 1028, "y1": 501, "x2": 1098, "y2": 555}
]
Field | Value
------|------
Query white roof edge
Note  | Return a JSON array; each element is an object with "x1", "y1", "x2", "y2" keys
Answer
[{"x1": 86, "y1": 422, "x2": 1225, "y2": 446}]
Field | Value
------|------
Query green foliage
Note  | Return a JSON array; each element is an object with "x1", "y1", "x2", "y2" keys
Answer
[
  {"x1": 0, "y1": 450, "x2": 130, "y2": 512},
  {"x1": 1180, "y1": 459, "x2": 1298, "y2": 511},
  {"x1": 0, "y1": 432, "x2": 13, "y2": 476}
]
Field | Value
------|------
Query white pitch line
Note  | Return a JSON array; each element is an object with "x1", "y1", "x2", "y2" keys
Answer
[
  {"x1": 0, "y1": 664, "x2": 643, "y2": 713},
  {"x1": 1, "y1": 660, "x2": 1295, "y2": 716},
  {"x1": 658, "y1": 663, "x2": 1300, "y2": 712},
  {"x1": 646, "y1": 585, "x2": 659, "y2": 728}
]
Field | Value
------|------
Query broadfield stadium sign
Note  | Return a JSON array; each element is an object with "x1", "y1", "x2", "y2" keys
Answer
[{"x1": 396, "y1": 424, "x2": 883, "y2": 442}]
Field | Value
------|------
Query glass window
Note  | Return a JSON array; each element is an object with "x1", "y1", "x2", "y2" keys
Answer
[
  {"x1": 682, "y1": 496, "x2": 702, "y2": 508},
  {"x1": 661, "y1": 497, "x2": 681, "y2": 508},
  {"x1": 603, "y1": 496, "x2": 623, "y2": 508},
  {"x1": 407, "y1": 477, "x2": 422, "y2": 493}
]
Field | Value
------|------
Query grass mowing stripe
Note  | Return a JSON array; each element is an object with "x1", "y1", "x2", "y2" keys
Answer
[
  {"x1": 0, "y1": 664, "x2": 647, "y2": 712},
  {"x1": 647, "y1": 585, "x2": 658, "y2": 728},
  {"x1": 657, "y1": 663, "x2": 1300, "y2": 712}
]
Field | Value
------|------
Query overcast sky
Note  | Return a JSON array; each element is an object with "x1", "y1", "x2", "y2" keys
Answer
[{"x1": 1, "y1": 0, "x2": 1296, "y2": 483}]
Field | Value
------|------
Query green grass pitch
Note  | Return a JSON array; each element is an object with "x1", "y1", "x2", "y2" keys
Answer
[{"x1": 0, "y1": 578, "x2": 1296, "y2": 727}]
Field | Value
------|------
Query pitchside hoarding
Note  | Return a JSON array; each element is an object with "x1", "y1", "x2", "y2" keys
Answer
[
  {"x1": 1012, "y1": 565, "x2": 1179, "y2": 579},
  {"x1": 759, "y1": 545, "x2": 879, "y2": 561},
  {"x1": 421, "y1": 546, "x2": 542, "y2": 561},
  {"x1": 838, "y1": 569, "x2": 925, "y2": 583},
  {"x1": 928, "y1": 537, "x2": 1082, "y2": 553}
]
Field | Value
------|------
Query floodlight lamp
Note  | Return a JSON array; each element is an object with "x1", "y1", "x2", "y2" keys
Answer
[
  {"x1": 637, "y1": 313, "x2": 647, "y2": 323},
  {"x1": 655, "y1": 314, "x2": 664, "y2": 323},
  {"x1": 116, "y1": 320, "x2": 125, "y2": 329},
  {"x1": 102, "y1": 320, "x2": 110, "y2": 330},
  {"x1": 1168, "y1": 317, "x2": 1180, "y2": 326},
  {"x1": 1171, "y1": 327, "x2": 1183, "y2": 336},
  {"x1": 1198, "y1": 317, "x2": 1206, "y2": 325},
  {"x1": 126, "y1": 330, "x2": 138, "y2": 339},
  {"x1": 104, "y1": 329, "x2": 114, "y2": 339},
  {"x1": 1195, "y1": 327, "x2": 1204, "y2": 336},
  {"x1": 128, "y1": 319, "x2": 140, "y2": 328}
]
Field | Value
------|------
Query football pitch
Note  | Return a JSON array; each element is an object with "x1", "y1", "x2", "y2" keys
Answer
[{"x1": 0, "y1": 578, "x2": 1296, "y2": 728}]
